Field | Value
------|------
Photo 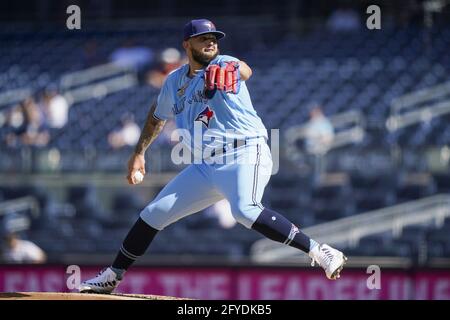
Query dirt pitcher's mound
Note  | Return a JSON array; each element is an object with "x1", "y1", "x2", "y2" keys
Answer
[{"x1": 0, "y1": 292, "x2": 187, "y2": 300}]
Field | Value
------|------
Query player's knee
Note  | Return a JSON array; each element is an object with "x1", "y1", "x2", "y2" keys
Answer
[
  {"x1": 139, "y1": 201, "x2": 172, "y2": 231},
  {"x1": 230, "y1": 202, "x2": 261, "y2": 229}
]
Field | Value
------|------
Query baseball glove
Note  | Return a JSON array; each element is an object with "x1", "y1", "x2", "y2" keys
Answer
[{"x1": 204, "y1": 61, "x2": 240, "y2": 98}]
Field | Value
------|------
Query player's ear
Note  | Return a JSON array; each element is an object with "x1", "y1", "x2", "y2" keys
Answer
[{"x1": 182, "y1": 41, "x2": 189, "y2": 50}]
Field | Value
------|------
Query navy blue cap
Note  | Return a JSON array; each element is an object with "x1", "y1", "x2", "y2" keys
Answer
[{"x1": 183, "y1": 19, "x2": 226, "y2": 41}]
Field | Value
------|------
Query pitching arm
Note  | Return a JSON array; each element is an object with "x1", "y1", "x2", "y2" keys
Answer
[
  {"x1": 134, "y1": 102, "x2": 166, "y2": 155},
  {"x1": 127, "y1": 102, "x2": 166, "y2": 184}
]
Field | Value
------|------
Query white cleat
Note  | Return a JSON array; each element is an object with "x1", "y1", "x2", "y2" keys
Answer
[
  {"x1": 79, "y1": 267, "x2": 121, "y2": 294},
  {"x1": 309, "y1": 244, "x2": 348, "y2": 280}
]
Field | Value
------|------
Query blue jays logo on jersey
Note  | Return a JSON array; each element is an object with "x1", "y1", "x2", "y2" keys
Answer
[{"x1": 195, "y1": 106, "x2": 214, "y2": 127}]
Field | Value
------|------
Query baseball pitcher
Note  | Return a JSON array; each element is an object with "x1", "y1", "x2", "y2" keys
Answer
[{"x1": 79, "y1": 19, "x2": 347, "y2": 294}]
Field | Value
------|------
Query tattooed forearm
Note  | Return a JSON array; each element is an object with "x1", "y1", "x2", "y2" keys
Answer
[{"x1": 134, "y1": 103, "x2": 166, "y2": 155}]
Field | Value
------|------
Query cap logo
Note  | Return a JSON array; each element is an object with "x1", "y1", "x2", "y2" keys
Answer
[
  {"x1": 205, "y1": 21, "x2": 214, "y2": 30},
  {"x1": 184, "y1": 19, "x2": 224, "y2": 40}
]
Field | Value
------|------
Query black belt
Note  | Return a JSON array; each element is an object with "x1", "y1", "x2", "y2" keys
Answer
[{"x1": 210, "y1": 138, "x2": 247, "y2": 157}]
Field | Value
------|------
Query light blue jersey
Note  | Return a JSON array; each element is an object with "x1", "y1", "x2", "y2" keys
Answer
[
  {"x1": 141, "y1": 55, "x2": 273, "y2": 230},
  {"x1": 154, "y1": 55, "x2": 267, "y2": 155}
]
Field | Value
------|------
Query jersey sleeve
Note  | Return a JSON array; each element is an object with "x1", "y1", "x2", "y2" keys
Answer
[
  {"x1": 217, "y1": 55, "x2": 240, "y2": 64},
  {"x1": 153, "y1": 78, "x2": 174, "y2": 121}
]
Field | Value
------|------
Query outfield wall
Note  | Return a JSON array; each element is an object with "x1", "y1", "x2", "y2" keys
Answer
[{"x1": 0, "y1": 266, "x2": 449, "y2": 300}]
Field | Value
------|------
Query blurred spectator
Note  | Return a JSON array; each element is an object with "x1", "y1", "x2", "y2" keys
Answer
[
  {"x1": 146, "y1": 48, "x2": 185, "y2": 89},
  {"x1": 304, "y1": 106, "x2": 335, "y2": 184},
  {"x1": 327, "y1": 7, "x2": 361, "y2": 32},
  {"x1": 108, "y1": 113, "x2": 141, "y2": 149},
  {"x1": 5, "y1": 97, "x2": 50, "y2": 147},
  {"x1": 42, "y1": 87, "x2": 70, "y2": 129},
  {"x1": 304, "y1": 106, "x2": 335, "y2": 156},
  {"x1": 109, "y1": 39, "x2": 154, "y2": 72},
  {"x1": 1, "y1": 232, "x2": 47, "y2": 264}
]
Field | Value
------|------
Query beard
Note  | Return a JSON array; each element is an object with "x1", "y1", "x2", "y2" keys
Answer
[{"x1": 191, "y1": 47, "x2": 220, "y2": 67}]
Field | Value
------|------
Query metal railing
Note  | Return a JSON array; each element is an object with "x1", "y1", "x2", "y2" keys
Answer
[
  {"x1": 0, "y1": 196, "x2": 40, "y2": 218},
  {"x1": 63, "y1": 74, "x2": 138, "y2": 104},
  {"x1": 0, "y1": 172, "x2": 176, "y2": 188},
  {"x1": 0, "y1": 196, "x2": 40, "y2": 232},
  {"x1": 387, "y1": 80, "x2": 450, "y2": 131},
  {"x1": 251, "y1": 194, "x2": 450, "y2": 262},
  {"x1": 60, "y1": 63, "x2": 134, "y2": 90},
  {"x1": 285, "y1": 109, "x2": 365, "y2": 154},
  {"x1": 0, "y1": 63, "x2": 138, "y2": 112},
  {"x1": 60, "y1": 63, "x2": 138, "y2": 105},
  {"x1": 0, "y1": 88, "x2": 32, "y2": 109}
]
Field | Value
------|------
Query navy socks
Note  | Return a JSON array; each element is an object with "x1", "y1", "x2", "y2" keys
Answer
[
  {"x1": 111, "y1": 217, "x2": 158, "y2": 274},
  {"x1": 110, "y1": 208, "x2": 317, "y2": 279},
  {"x1": 251, "y1": 208, "x2": 317, "y2": 253}
]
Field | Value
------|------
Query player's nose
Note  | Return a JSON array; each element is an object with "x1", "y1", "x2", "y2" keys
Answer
[{"x1": 206, "y1": 37, "x2": 217, "y2": 45}]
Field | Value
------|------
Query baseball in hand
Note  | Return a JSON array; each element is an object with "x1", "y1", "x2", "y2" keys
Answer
[{"x1": 133, "y1": 171, "x2": 144, "y2": 184}]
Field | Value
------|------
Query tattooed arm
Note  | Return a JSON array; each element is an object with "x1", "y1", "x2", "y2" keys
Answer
[{"x1": 127, "y1": 102, "x2": 166, "y2": 185}]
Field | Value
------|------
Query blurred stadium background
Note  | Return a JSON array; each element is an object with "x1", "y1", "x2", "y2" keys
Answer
[{"x1": 1, "y1": 0, "x2": 450, "y2": 299}]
